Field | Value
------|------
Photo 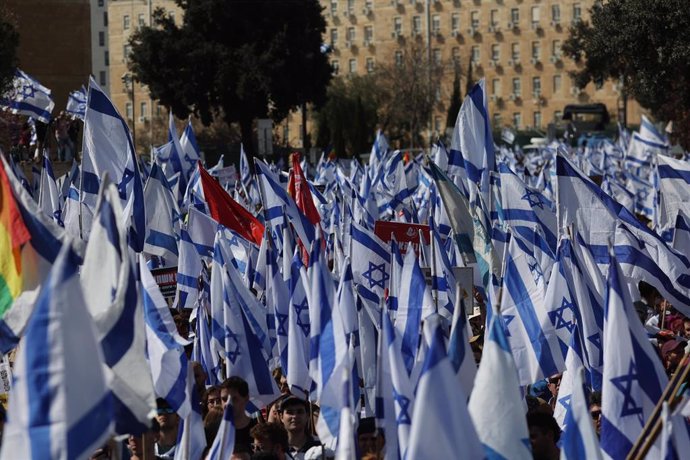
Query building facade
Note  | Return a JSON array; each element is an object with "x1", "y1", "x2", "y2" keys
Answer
[
  {"x1": 319, "y1": 0, "x2": 642, "y2": 135},
  {"x1": 91, "y1": 0, "x2": 110, "y2": 92}
]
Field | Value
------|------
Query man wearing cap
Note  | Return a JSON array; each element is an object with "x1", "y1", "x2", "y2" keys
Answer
[
  {"x1": 154, "y1": 398, "x2": 179, "y2": 460},
  {"x1": 661, "y1": 338, "x2": 688, "y2": 376},
  {"x1": 278, "y1": 395, "x2": 320, "y2": 459}
]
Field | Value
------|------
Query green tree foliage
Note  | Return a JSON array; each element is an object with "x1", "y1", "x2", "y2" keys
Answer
[
  {"x1": 563, "y1": 0, "x2": 690, "y2": 146},
  {"x1": 128, "y1": 0, "x2": 332, "y2": 155},
  {"x1": 0, "y1": 8, "x2": 19, "y2": 97},
  {"x1": 314, "y1": 75, "x2": 380, "y2": 157}
]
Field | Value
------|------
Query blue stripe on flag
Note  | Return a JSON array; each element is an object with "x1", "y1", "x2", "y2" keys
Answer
[
  {"x1": 67, "y1": 393, "x2": 113, "y2": 458},
  {"x1": 146, "y1": 230, "x2": 179, "y2": 256}
]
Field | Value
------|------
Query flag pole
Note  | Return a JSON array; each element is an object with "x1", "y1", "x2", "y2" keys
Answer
[{"x1": 627, "y1": 350, "x2": 690, "y2": 459}]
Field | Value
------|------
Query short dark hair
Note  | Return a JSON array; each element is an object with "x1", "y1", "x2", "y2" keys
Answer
[
  {"x1": 223, "y1": 376, "x2": 249, "y2": 398},
  {"x1": 250, "y1": 422, "x2": 289, "y2": 451},
  {"x1": 527, "y1": 412, "x2": 561, "y2": 443},
  {"x1": 589, "y1": 391, "x2": 602, "y2": 407}
]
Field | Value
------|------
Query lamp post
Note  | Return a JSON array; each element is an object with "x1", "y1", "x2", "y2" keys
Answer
[{"x1": 122, "y1": 72, "x2": 136, "y2": 147}]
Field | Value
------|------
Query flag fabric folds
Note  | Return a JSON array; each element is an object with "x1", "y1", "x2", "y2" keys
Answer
[{"x1": 0, "y1": 69, "x2": 55, "y2": 123}]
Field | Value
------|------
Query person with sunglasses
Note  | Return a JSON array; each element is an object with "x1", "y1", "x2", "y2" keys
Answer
[{"x1": 155, "y1": 398, "x2": 180, "y2": 460}]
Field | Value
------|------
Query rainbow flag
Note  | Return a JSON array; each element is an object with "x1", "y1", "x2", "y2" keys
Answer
[{"x1": 0, "y1": 164, "x2": 31, "y2": 317}]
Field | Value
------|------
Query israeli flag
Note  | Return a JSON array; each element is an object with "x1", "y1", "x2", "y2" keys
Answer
[
  {"x1": 0, "y1": 244, "x2": 112, "y2": 460},
  {"x1": 286, "y1": 232, "x2": 312, "y2": 397},
  {"x1": 179, "y1": 120, "x2": 201, "y2": 179},
  {"x1": 81, "y1": 77, "x2": 145, "y2": 251},
  {"x1": 173, "y1": 365, "x2": 206, "y2": 460},
  {"x1": 468, "y1": 315, "x2": 532, "y2": 460},
  {"x1": 65, "y1": 86, "x2": 87, "y2": 120},
  {"x1": 601, "y1": 256, "x2": 667, "y2": 460},
  {"x1": 349, "y1": 221, "x2": 390, "y2": 307},
  {"x1": 672, "y1": 210, "x2": 690, "y2": 256},
  {"x1": 407, "y1": 315, "x2": 484, "y2": 459},
  {"x1": 0, "y1": 69, "x2": 55, "y2": 123},
  {"x1": 560, "y1": 367, "x2": 603, "y2": 460},
  {"x1": 80, "y1": 182, "x2": 156, "y2": 434},
  {"x1": 140, "y1": 259, "x2": 192, "y2": 418},
  {"x1": 553, "y1": 322, "x2": 588, "y2": 428},
  {"x1": 448, "y1": 295, "x2": 477, "y2": 397},
  {"x1": 206, "y1": 403, "x2": 236, "y2": 460},
  {"x1": 143, "y1": 163, "x2": 180, "y2": 263},
  {"x1": 176, "y1": 207, "x2": 216, "y2": 309},
  {"x1": 38, "y1": 152, "x2": 63, "y2": 227},
  {"x1": 656, "y1": 154, "x2": 690, "y2": 232}
]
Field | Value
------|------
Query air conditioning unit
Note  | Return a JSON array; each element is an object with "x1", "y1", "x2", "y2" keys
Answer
[
  {"x1": 362, "y1": 7, "x2": 372, "y2": 15},
  {"x1": 391, "y1": 31, "x2": 401, "y2": 38},
  {"x1": 138, "y1": 116, "x2": 147, "y2": 123},
  {"x1": 363, "y1": 39, "x2": 371, "y2": 47},
  {"x1": 488, "y1": 25, "x2": 498, "y2": 33},
  {"x1": 331, "y1": 11, "x2": 338, "y2": 18},
  {"x1": 489, "y1": 60, "x2": 498, "y2": 67},
  {"x1": 550, "y1": 20, "x2": 560, "y2": 27},
  {"x1": 468, "y1": 27, "x2": 477, "y2": 36},
  {"x1": 507, "y1": 22, "x2": 515, "y2": 29},
  {"x1": 391, "y1": 0, "x2": 401, "y2": 6},
  {"x1": 570, "y1": 87, "x2": 582, "y2": 96},
  {"x1": 490, "y1": 94, "x2": 498, "y2": 102},
  {"x1": 451, "y1": 30, "x2": 460, "y2": 38},
  {"x1": 550, "y1": 55, "x2": 561, "y2": 63},
  {"x1": 530, "y1": 58, "x2": 540, "y2": 65},
  {"x1": 345, "y1": 40, "x2": 353, "y2": 49},
  {"x1": 508, "y1": 59, "x2": 520, "y2": 67},
  {"x1": 433, "y1": 29, "x2": 442, "y2": 37},
  {"x1": 531, "y1": 22, "x2": 541, "y2": 30},
  {"x1": 508, "y1": 93, "x2": 519, "y2": 101},
  {"x1": 413, "y1": 30, "x2": 422, "y2": 37}
]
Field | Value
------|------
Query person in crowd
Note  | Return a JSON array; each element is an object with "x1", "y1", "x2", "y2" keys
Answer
[
  {"x1": 546, "y1": 373, "x2": 562, "y2": 411},
  {"x1": 250, "y1": 422, "x2": 290, "y2": 460},
  {"x1": 192, "y1": 361, "x2": 208, "y2": 392},
  {"x1": 54, "y1": 112, "x2": 73, "y2": 162},
  {"x1": 265, "y1": 394, "x2": 289, "y2": 424},
  {"x1": 221, "y1": 376, "x2": 258, "y2": 452},
  {"x1": 278, "y1": 395, "x2": 320, "y2": 459},
  {"x1": 202, "y1": 406, "x2": 224, "y2": 457},
  {"x1": 589, "y1": 391, "x2": 602, "y2": 438},
  {"x1": 661, "y1": 338, "x2": 687, "y2": 376},
  {"x1": 356, "y1": 417, "x2": 384, "y2": 457},
  {"x1": 682, "y1": 317, "x2": 690, "y2": 340},
  {"x1": 526, "y1": 412, "x2": 561, "y2": 460},
  {"x1": 203, "y1": 385, "x2": 222, "y2": 418},
  {"x1": 272, "y1": 367, "x2": 290, "y2": 394},
  {"x1": 155, "y1": 398, "x2": 179, "y2": 459}
]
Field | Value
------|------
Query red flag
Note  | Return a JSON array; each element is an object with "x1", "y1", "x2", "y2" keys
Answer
[
  {"x1": 198, "y1": 164, "x2": 264, "y2": 245},
  {"x1": 288, "y1": 153, "x2": 320, "y2": 226}
]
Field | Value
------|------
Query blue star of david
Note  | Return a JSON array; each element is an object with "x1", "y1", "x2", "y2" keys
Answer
[
  {"x1": 21, "y1": 84, "x2": 35, "y2": 99},
  {"x1": 392, "y1": 387, "x2": 411, "y2": 425},
  {"x1": 275, "y1": 312, "x2": 288, "y2": 336},
  {"x1": 548, "y1": 298, "x2": 575, "y2": 333},
  {"x1": 610, "y1": 359, "x2": 644, "y2": 425},
  {"x1": 225, "y1": 327, "x2": 242, "y2": 364},
  {"x1": 588, "y1": 332, "x2": 603, "y2": 365},
  {"x1": 522, "y1": 188, "x2": 545, "y2": 210},
  {"x1": 558, "y1": 394, "x2": 572, "y2": 414},
  {"x1": 228, "y1": 234, "x2": 240, "y2": 247},
  {"x1": 362, "y1": 262, "x2": 389, "y2": 290},
  {"x1": 503, "y1": 314, "x2": 515, "y2": 337},
  {"x1": 53, "y1": 209, "x2": 64, "y2": 228},
  {"x1": 117, "y1": 168, "x2": 135, "y2": 200},
  {"x1": 293, "y1": 299, "x2": 310, "y2": 337},
  {"x1": 528, "y1": 259, "x2": 544, "y2": 284}
]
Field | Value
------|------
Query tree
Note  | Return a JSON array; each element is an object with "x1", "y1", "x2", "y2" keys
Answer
[
  {"x1": 563, "y1": 0, "x2": 690, "y2": 146},
  {"x1": 446, "y1": 66, "x2": 462, "y2": 131},
  {"x1": 375, "y1": 41, "x2": 444, "y2": 148},
  {"x1": 0, "y1": 8, "x2": 19, "y2": 97},
  {"x1": 314, "y1": 75, "x2": 380, "y2": 157},
  {"x1": 128, "y1": 0, "x2": 332, "y2": 156}
]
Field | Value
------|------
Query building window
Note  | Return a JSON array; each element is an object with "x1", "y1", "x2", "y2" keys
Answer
[
  {"x1": 99, "y1": 31, "x2": 105, "y2": 47},
  {"x1": 532, "y1": 77, "x2": 542, "y2": 97},
  {"x1": 432, "y1": 15, "x2": 440, "y2": 34},
  {"x1": 470, "y1": 11, "x2": 479, "y2": 29},
  {"x1": 364, "y1": 25, "x2": 373, "y2": 42},
  {"x1": 394, "y1": 17, "x2": 402, "y2": 35},
  {"x1": 491, "y1": 44, "x2": 500, "y2": 61},
  {"x1": 138, "y1": 13, "x2": 146, "y2": 27},
  {"x1": 510, "y1": 8, "x2": 519, "y2": 24},
  {"x1": 103, "y1": 11, "x2": 108, "y2": 26},
  {"x1": 98, "y1": 0, "x2": 104, "y2": 6},
  {"x1": 553, "y1": 75, "x2": 562, "y2": 93},
  {"x1": 490, "y1": 9, "x2": 499, "y2": 27},
  {"x1": 347, "y1": 27, "x2": 355, "y2": 42},
  {"x1": 511, "y1": 43, "x2": 520, "y2": 61},
  {"x1": 512, "y1": 78, "x2": 521, "y2": 97},
  {"x1": 366, "y1": 57, "x2": 375, "y2": 73},
  {"x1": 125, "y1": 102, "x2": 133, "y2": 120},
  {"x1": 330, "y1": 0, "x2": 338, "y2": 16},
  {"x1": 573, "y1": 3, "x2": 582, "y2": 22},
  {"x1": 104, "y1": 50, "x2": 109, "y2": 66},
  {"x1": 330, "y1": 29, "x2": 338, "y2": 47},
  {"x1": 365, "y1": 0, "x2": 373, "y2": 8},
  {"x1": 452, "y1": 47, "x2": 460, "y2": 63},
  {"x1": 471, "y1": 45, "x2": 480, "y2": 63},
  {"x1": 533, "y1": 111, "x2": 542, "y2": 129},
  {"x1": 531, "y1": 6, "x2": 540, "y2": 26},
  {"x1": 412, "y1": 16, "x2": 422, "y2": 35},
  {"x1": 552, "y1": 40, "x2": 562, "y2": 57},
  {"x1": 123, "y1": 45, "x2": 131, "y2": 62},
  {"x1": 349, "y1": 59, "x2": 357, "y2": 74},
  {"x1": 492, "y1": 78, "x2": 501, "y2": 96},
  {"x1": 395, "y1": 50, "x2": 403, "y2": 66},
  {"x1": 531, "y1": 41, "x2": 541, "y2": 60},
  {"x1": 140, "y1": 102, "x2": 148, "y2": 118},
  {"x1": 156, "y1": 103, "x2": 162, "y2": 116},
  {"x1": 347, "y1": 0, "x2": 354, "y2": 14},
  {"x1": 99, "y1": 71, "x2": 106, "y2": 86},
  {"x1": 552, "y1": 5, "x2": 561, "y2": 23},
  {"x1": 123, "y1": 15, "x2": 130, "y2": 30},
  {"x1": 432, "y1": 48, "x2": 442, "y2": 66},
  {"x1": 493, "y1": 113, "x2": 502, "y2": 127},
  {"x1": 332, "y1": 60, "x2": 340, "y2": 75},
  {"x1": 451, "y1": 13, "x2": 460, "y2": 32},
  {"x1": 513, "y1": 112, "x2": 522, "y2": 129}
]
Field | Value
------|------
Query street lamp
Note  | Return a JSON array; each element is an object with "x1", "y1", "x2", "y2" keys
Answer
[{"x1": 122, "y1": 72, "x2": 136, "y2": 147}]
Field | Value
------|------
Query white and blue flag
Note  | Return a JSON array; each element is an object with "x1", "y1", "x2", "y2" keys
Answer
[
  {"x1": 65, "y1": 86, "x2": 87, "y2": 120},
  {"x1": 0, "y1": 69, "x2": 55, "y2": 123},
  {"x1": 560, "y1": 367, "x2": 603, "y2": 460}
]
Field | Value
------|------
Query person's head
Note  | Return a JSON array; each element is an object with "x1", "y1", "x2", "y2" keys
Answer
[
  {"x1": 205, "y1": 386, "x2": 222, "y2": 413},
  {"x1": 231, "y1": 442, "x2": 252, "y2": 460},
  {"x1": 357, "y1": 417, "x2": 381, "y2": 456},
  {"x1": 204, "y1": 407, "x2": 224, "y2": 447},
  {"x1": 272, "y1": 368, "x2": 289, "y2": 394},
  {"x1": 191, "y1": 361, "x2": 207, "y2": 390},
  {"x1": 156, "y1": 398, "x2": 179, "y2": 432},
  {"x1": 683, "y1": 318, "x2": 690, "y2": 339},
  {"x1": 251, "y1": 422, "x2": 289, "y2": 459},
  {"x1": 589, "y1": 391, "x2": 602, "y2": 438},
  {"x1": 279, "y1": 396, "x2": 310, "y2": 436},
  {"x1": 267, "y1": 396, "x2": 288, "y2": 424},
  {"x1": 661, "y1": 339, "x2": 687, "y2": 372},
  {"x1": 526, "y1": 412, "x2": 561, "y2": 460},
  {"x1": 222, "y1": 376, "x2": 250, "y2": 415},
  {"x1": 547, "y1": 373, "x2": 562, "y2": 399}
]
